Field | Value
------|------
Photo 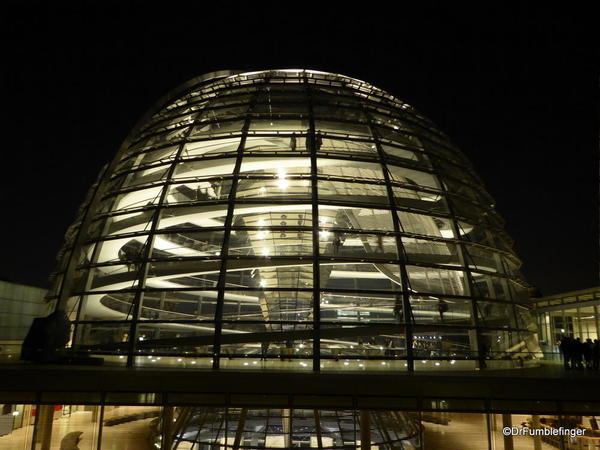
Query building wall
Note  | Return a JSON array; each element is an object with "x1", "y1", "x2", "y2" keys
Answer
[{"x1": 0, "y1": 280, "x2": 49, "y2": 341}]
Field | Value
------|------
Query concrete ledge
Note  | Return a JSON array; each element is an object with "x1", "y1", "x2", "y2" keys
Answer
[{"x1": 0, "y1": 364, "x2": 598, "y2": 414}]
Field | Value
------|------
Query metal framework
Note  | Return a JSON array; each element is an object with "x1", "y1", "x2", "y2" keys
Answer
[{"x1": 48, "y1": 69, "x2": 536, "y2": 371}]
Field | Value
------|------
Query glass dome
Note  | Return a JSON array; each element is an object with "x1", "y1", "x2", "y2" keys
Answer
[{"x1": 48, "y1": 69, "x2": 537, "y2": 371}]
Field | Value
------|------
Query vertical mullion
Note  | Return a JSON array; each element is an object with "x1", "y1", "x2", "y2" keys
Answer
[
  {"x1": 55, "y1": 163, "x2": 109, "y2": 312},
  {"x1": 361, "y1": 105, "x2": 415, "y2": 372},
  {"x1": 426, "y1": 159, "x2": 485, "y2": 368},
  {"x1": 305, "y1": 73, "x2": 321, "y2": 372},
  {"x1": 212, "y1": 80, "x2": 260, "y2": 369},
  {"x1": 125, "y1": 107, "x2": 206, "y2": 367}
]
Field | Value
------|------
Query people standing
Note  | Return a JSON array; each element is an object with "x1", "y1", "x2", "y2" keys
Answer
[
  {"x1": 559, "y1": 336, "x2": 572, "y2": 369},
  {"x1": 437, "y1": 299, "x2": 448, "y2": 321},
  {"x1": 573, "y1": 338, "x2": 584, "y2": 370},
  {"x1": 593, "y1": 339, "x2": 600, "y2": 370},
  {"x1": 584, "y1": 338, "x2": 594, "y2": 369}
]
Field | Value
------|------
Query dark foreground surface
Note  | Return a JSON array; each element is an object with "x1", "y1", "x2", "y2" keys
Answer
[{"x1": 1, "y1": 363, "x2": 599, "y2": 413}]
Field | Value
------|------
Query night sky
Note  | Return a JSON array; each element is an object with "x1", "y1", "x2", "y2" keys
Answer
[{"x1": 1, "y1": 2, "x2": 597, "y2": 295}]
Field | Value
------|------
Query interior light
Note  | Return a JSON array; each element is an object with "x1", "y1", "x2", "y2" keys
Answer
[
  {"x1": 277, "y1": 169, "x2": 288, "y2": 189},
  {"x1": 259, "y1": 280, "x2": 267, "y2": 287},
  {"x1": 258, "y1": 219, "x2": 266, "y2": 227},
  {"x1": 12, "y1": 411, "x2": 19, "y2": 416},
  {"x1": 261, "y1": 248, "x2": 270, "y2": 256}
]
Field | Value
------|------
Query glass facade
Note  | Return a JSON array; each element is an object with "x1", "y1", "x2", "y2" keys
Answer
[
  {"x1": 1, "y1": 402, "x2": 598, "y2": 450},
  {"x1": 530, "y1": 287, "x2": 600, "y2": 360},
  {"x1": 47, "y1": 69, "x2": 536, "y2": 371}
]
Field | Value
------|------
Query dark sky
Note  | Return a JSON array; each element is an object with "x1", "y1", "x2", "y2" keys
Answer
[{"x1": 1, "y1": 2, "x2": 597, "y2": 295}]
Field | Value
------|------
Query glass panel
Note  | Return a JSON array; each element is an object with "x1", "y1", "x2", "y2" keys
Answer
[
  {"x1": 320, "y1": 292, "x2": 403, "y2": 323},
  {"x1": 0, "y1": 404, "x2": 36, "y2": 449},
  {"x1": 240, "y1": 156, "x2": 311, "y2": 176},
  {"x1": 320, "y1": 206, "x2": 394, "y2": 232},
  {"x1": 320, "y1": 232, "x2": 398, "y2": 260},
  {"x1": 376, "y1": 126, "x2": 423, "y2": 149},
  {"x1": 315, "y1": 120, "x2": 372, "y2": 137},
  {"x1": 73, "y1": 320, "x2": 132, "y2": 351},
  {"x1": 388, "y1": 165, "x2": 440, "y2": 189},
  {"x1": 172, "y1": 157, "x2": 236, "y2": 180},
  {"x1": 320, "y1": 263, "x2": 402, "y2": 291},
  {"x1": 253, "y1": 102, "x2": 308, "y2": 116},
  {"x1": 313, "y1": 105, "x2": 366, "y2": 122},
  {"x1": 182, "y1": 136, "x2": 241, "y2": 157},
  {"x1": 92, "y1": 211, "x2": 153, "y2": 237},
  {"x1": 109, "y1": 164, "x2": 170, "y2": 192},
  {"x1": 198, "y1": 105, "x2": 248, "y2": 122},
  {"x1": 94, "y1": 235, "x2": 148, "y2": 264},
  {"x1": 397, "y1": 211, "x2": 455, "y2": 238},
  {"x1": 218, "y1": 323, "x2": 313, "y2": 371},
  {"x1": 30, "y1": 404, "x2": 102, "y2": 450},
  {"x1": 150, "y1": 231, "x2": 225, "y2": 259},
  {"x1": 402, "y1": 237, "x2": 461, "y2": 266},
  {"x1": 225, "y1": 262, "x2": 313, "y2": 289},
  {"x1": 317, "y1": 137, "x2": 378, "y2": 156},
  {"x1": 146, "y1": 260, "x2": 220, "y2": 289},
  {"x1": 413, "y1": 329, "x2": 476, "y2": 362},
  {"x1": 411, "y1": 295, "x2": 473, "y2": 325},
  {"x1": 243, "y1": 135, "x2": 308, "y2": 153},
  {"x1": 236, "y1": 177, "x2": 311, "y2": 200},
  {"x1": 320, "y1": 325, "x2": 408, "y2": 370},
  {"x1": 317, "y1": 158, "x2": 383, "y2": 180},
  {"x1": 423, "y1": 412, "x2": 489, "y2": 448},
  {"x1": 477, "y1": 301, "x2": 517, "y2": 328},
  {"x1": 231, "y1": 204, "x2": 313, "y2": 228},
  {"x1": 318, "y1": 179, "x2": 389, "y2": 205},
  {"x1": 157, "y1": 205, "x2": 227, "y2": 230},
  {"x1": 105, "y1": 185, "x2": 163, "y2": 212},
  {"x1": 139, "y1": 290, "x2": 219, "y2": 321},
  {"x1": 229, "y1": 229, "x2": 313, "y2": 257},
  {"x1": 248, "y1": 119, "x2": 309, "y2": 133},
  {"x1": 471, "y1": 273, "x2": 513, "y2": 300},
  {"x1": 166, "y1": 179, "x2": 232, "y2": 203},
  {"x1": 85, "y1": 264, "x2": 139, "y2": 291},
  {"x1": 190, "y1": 119, "x2": 244, "y2": 137},
  {"x1": 221, "y1": 290, "x2": 312, "y2": 322},
  {"x1": 464, "y1": 245, "x2": 503, "y2": 273},
  {"x1": 393, "y1": 186, "x2": 449, "y2": 214},
  {"x1": 406, "y1": 266, "x2": 466, "y2": 296}
]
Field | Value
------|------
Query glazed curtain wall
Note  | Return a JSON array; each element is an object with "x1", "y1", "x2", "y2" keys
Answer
[{"x1": 47, "y1": 70, "x2": 536, "y2": 371}]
